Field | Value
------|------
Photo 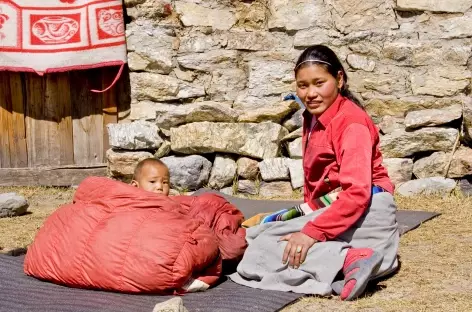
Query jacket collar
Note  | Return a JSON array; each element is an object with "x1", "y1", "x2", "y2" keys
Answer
[{"x1": 302, "y1": 94, "x2": 345, "y2": 128}]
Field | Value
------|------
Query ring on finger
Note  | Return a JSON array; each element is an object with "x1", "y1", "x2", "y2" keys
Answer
[{"x1": 296, "y1": 246, "x2": 302, "y2": 253}]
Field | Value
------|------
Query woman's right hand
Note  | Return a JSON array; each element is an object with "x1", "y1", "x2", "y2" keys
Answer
[{"x1": 279, "y1": 232, "x2": 317, "y2": 269}]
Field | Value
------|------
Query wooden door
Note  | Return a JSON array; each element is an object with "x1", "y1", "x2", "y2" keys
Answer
[{"x1": 0, "y1": 66, "x2": 130, "y2": 185}]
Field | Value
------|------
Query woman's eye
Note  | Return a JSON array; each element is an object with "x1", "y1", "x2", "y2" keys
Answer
[
  {"x1": 315, "y1": 81, "x2": 324, "y2": 87},
  {"x1": 297, "y1": 84, "x2": 307, "y2": 89}
]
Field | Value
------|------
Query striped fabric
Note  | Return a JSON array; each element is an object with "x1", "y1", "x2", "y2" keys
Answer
[{"x1": 242, "y1": 186, "x2": 387, "y2": 228}]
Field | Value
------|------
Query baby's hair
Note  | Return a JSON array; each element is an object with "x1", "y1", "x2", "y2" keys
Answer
[
  {"x1": 294, "y1": 45, "x2": 363, "y2": 108},
  {"x1": 133, "y1": 158, "x2": 168, "y2": 180}
]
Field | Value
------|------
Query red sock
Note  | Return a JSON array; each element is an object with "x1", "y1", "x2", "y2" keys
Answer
[{"x1": 340, "y1": 248, "x2": 374, "y2": 300}]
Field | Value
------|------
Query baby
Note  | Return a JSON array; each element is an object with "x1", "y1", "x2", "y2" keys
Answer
[{"x1": 131, "y1": 158, "x2": 170, "y2": 196}]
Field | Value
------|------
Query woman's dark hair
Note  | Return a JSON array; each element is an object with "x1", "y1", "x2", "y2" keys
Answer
[{"x1": 294, "y1": 45, "x2": 363, "y2": 108}]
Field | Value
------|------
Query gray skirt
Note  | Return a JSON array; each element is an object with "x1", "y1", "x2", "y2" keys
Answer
[{"x1": 228, "y1": 192, "x2": 400, "y2": 295}]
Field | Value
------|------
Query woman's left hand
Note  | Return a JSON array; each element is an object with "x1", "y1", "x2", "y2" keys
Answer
[{"x1": 280, "y1": 232, "x2": 317, "y2": 269}]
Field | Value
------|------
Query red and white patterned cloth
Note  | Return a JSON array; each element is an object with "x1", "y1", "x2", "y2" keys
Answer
[{"x1": 0, "y1": 0, "x2": 127, "y2": 74}]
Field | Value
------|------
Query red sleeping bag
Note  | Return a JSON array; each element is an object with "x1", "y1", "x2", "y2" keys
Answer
[{"x1": 24, "y1": 177, "x2": 247, "y2": 293}]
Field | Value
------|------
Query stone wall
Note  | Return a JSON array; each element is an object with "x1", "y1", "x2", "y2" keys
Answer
[{"x1": 107, "y1": 0, "x2": 472, "y2": 197}]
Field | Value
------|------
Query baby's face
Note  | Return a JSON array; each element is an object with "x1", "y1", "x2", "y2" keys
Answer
[{"x1": 133, "y1": 164, "x2": 170, "y2": 196}]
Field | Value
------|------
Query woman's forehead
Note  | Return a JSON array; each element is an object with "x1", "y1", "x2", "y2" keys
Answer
[{"x1": 296, "y1": 64, "x2": 332, "y2": 80}]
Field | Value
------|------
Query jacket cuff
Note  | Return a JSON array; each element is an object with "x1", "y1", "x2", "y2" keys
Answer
[{"x1": 301, "y1": 223, "x2": 327, "y2": 242}]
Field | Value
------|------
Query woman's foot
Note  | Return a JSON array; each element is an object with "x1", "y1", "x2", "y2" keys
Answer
[{"x1": 340, "y1": 248, "x2": 383, "y2": 301}]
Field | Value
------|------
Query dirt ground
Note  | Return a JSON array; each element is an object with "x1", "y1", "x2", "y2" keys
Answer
[{"x1": 1, "y1": 186, "x2": 471, "y2": 311}]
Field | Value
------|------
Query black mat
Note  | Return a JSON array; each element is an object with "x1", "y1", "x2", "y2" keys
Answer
[
  {"x1": 0, "y1": 255, "x2": 301, "y2": 312},
  {"x1": 193, "y1": 189, "x2": 440, "y2": 235},
  {"x1": 0, "y1": 191, "x2": 439, "y2": 312}
]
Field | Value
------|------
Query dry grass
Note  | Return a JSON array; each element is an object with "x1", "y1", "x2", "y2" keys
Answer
[
  {"x1": 0, "y1": 187, "x2": 74, "y2": 252},
  {"x1": 0, "y1": 187, "x2": 471, "y2": 311}
]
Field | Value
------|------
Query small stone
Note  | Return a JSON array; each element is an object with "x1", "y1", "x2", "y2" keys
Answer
[
  {"x1": 259, "y1": 181, "x2": 293, "y2": 199},
  {"x1": 364, "y1": 95, "x2": 463, "y2": 118},
  {"x1": 439, "y1": 11, "x2": 472, "y2": 39},
  {"x1": 175, "y1": 2, "x2": 236, "y2": 30},
  {"x1": 268, "y1": 0, "x2": 330, "y2": 31},
  {"x1": 177, "y1": 50, "x2": 238, "y2": 72},
  {"x1": 0, "y1": 193, "x2": 29, "y2": 218},
  {"x1": 130, "y1": 72, "x2": 205, "y2": 102},
  {"x1": 346, "y1": 54, "x2": 376, "y2": 72},
  {"x1": 106, "y1": 149, "x2": 153, "y2": 179},
  {"x1": 246, "y1": 60, "x2": 294, "y2": 98},
  {"x1": 237, "y1": 101, "x2": 299, "y2": 123},
  {"x1": 378, "y1": 116, "x2": 405, "y2": 135},
  {"x1": 128, "y1": 52, "x2": 150, "y2": 72},
  {"x1": 382, "y1": 158, "x2": 413, "y2": 185},
  {"x1": 208, "y1": 155, "x2": 237, "y2": 189},
  {"x1": 463, "y1": 98, "x2": 472, "y2": 144},
  {"x1": 282, "y1": 108, "x2": 304, "y2": 132},
  {"x1": 236, "y1": 1, "x2": 267, "y2": 30},
  {"x1": 448, "y1": 146, "x2": 472, "y2": 178},
  {"x1": 173, "y1": 68, "x2": 196, "y2": 82},
  {"x1": 107, "y1": 121, "x2": 163, "y2": 150},
  {"x1": 458, "y1": 178, "x2": 472, "y2": 196},
  {"x1": 238, "y1": 180, "x2": 258, "y2": 195},
  {"x1": 226, "y1": 31, "x2": 290, "y2": 51},
  {"x1": 413, "y1": 146, "x2": 472, "y2": 179},
  {"x1": 410, "y1": 67, "x2": 471, "y2": 97},
  {"x1": 220, "y1": 187, "x2": 234, "y2": 196},
  {"x1": 154, "y1": 101, "x2": 237, "y2": 130},
  {"x1": 396, "y1": 177, "x2": 456, "y2": 197},
  {"x1": 155, "y1": 140, "x2": 171, "y2": 158},
  {"x1": 171, "y1": 122, "x2": 288, "y2": 160},
  {"x1": 208, "y1": 68, "x2": 247, "y2": 101},
  {"x1": 259, "y1": 158, "x2": 290, "y2": 181},
  {"x1": 380, "y1": 128, "x2": 458, "y2": 158},
  {"x1": 328, "y1": 0, "x2": 398, "y2": 33},
  {"x1": 282, "y1": 128, "x2": 302, "y2": 142},
  {"x1": 404, "y1": 104, "x2": 462, "y2": 130},
  {"x1": 293, "y1": 28, "x2": 333, "y2": 48},
  {"x1": 413, "y1": 152, "x2": 447, "y2": 179},
  {"x1": 396, "y1": 0, "x2": 472, "y2": 13},
  {"x1": 287, "y1": 138, "x2": 302, "y2": 159},
  {"x1": 237, "y1": 157, "x2": 259, "y2": 180},
  {"x1": 152, "y1": 297, "x2": 188, "y2": 312},
  {"x1": 287, "y1": 159, "x2": 304, "y2": 189},
  {"x1": 160, "y1": 155, "x2": 212, "y2": 191}
]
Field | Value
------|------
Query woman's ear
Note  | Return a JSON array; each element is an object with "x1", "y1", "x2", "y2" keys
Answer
[
  {"x1": 130, "y1": 180, "x2": 139, "y2": 187},
  {"x1": 337, "y1": 71, "x2": 344, "y2": 89}
]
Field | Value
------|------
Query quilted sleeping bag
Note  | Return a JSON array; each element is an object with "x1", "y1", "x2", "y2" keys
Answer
[{"x1": 24, "y1": 177, "x2": 247, "y2": 294}]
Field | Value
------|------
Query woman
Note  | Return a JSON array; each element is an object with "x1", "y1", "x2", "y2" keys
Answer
[{"x1": 230, "y1": 45, "x2": 399, "y2": 301}]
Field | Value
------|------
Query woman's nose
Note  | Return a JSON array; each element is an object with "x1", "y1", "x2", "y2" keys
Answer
[{"x1": 307, "y1": 86, "x2": 318, "y2": 98}]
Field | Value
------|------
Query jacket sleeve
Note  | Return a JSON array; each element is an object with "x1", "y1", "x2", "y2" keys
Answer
[{"x1": 301, "y1": 123, "x2": 373, "y2": 241}]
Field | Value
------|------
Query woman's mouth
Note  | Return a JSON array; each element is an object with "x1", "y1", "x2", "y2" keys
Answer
[{"x1": 306, "y1": 101, "x2": 322, "y2": 108}]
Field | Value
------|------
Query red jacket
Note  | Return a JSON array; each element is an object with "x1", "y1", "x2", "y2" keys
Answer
[
  {"x1": 301, "y1": 95, "x2": 394, "y2": 242},
  {"x1": 24, "y1": 177, "x2": 246, "y2": 294}
]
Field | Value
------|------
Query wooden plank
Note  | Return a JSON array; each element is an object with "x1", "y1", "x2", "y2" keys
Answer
[
  {"x1": 24, "y1": 73, "x2": 47, "y2": 167},
  {"x1": 0, "y1": 165, "x2": 107, "y2": 186},
  {"x1": 0, "y1": 73, "x2": 11, "y2": 168},
  {"x1": 45, "y1": 73, "x2": 74, "y2": 165},
  {"x1": 116, "y1": 65, "x2": 131, "y2": 123},
  {"x1": 7, "y1": 73, "x2": 28, "y2": 168},
  {"x1": 101, "y1": 67, "x2": 119, "y2": 152},
  {"x1": 71, "y1": 69, "x2": 104, "y2": 165}
]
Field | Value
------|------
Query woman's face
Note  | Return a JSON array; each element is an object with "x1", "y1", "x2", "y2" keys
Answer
[{"x1": 295, "y1": 64, "x2": 343, "y2": 117}]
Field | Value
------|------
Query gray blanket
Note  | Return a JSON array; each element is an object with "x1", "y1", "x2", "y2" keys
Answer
[{"x1": 229, "y1": 192, "x2": 400, "y2": 295}]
